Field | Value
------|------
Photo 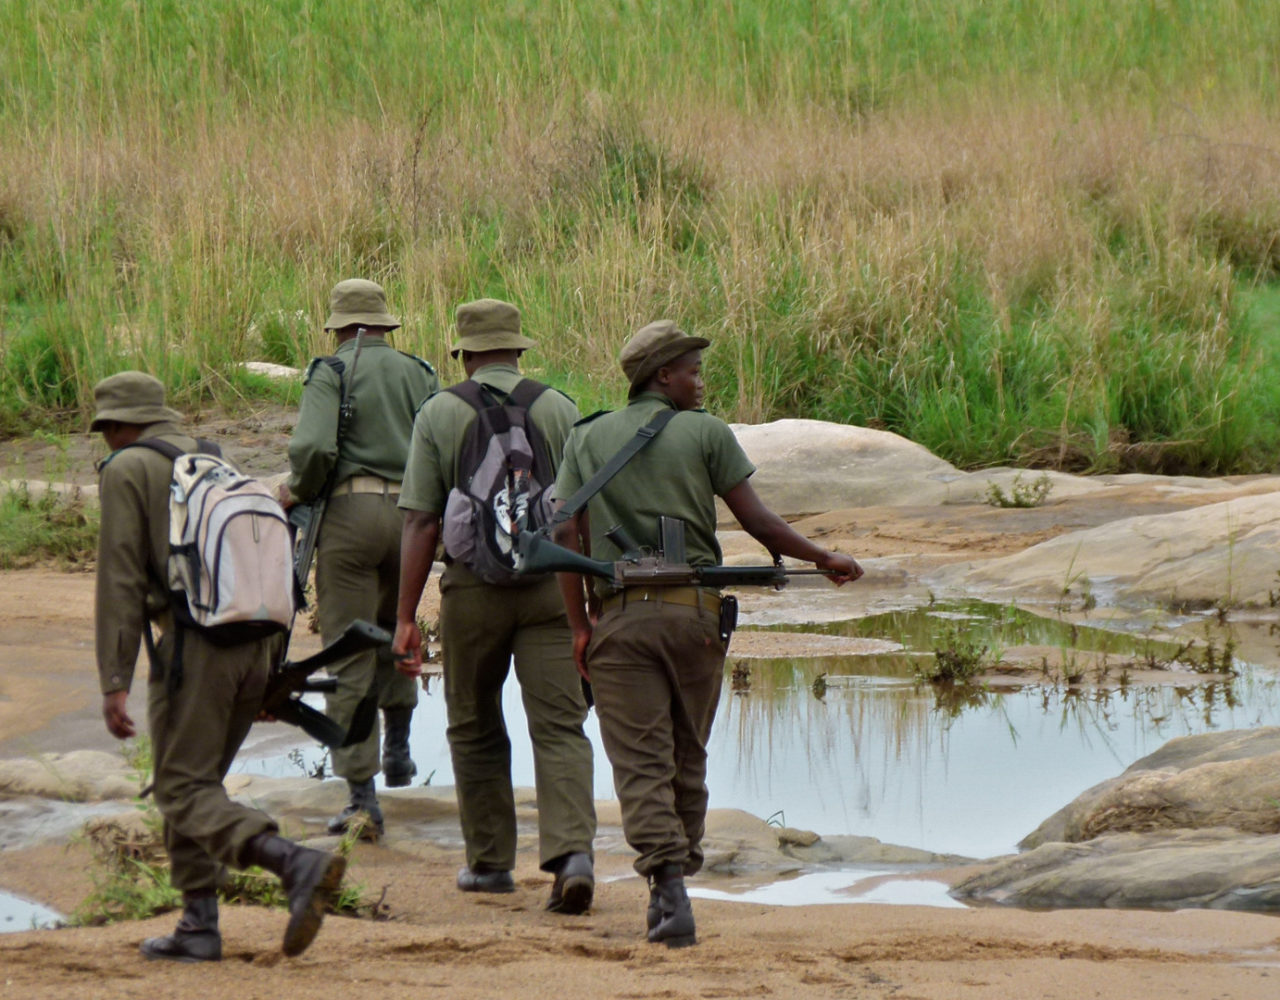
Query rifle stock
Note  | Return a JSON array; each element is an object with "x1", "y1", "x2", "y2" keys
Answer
[{"x1": 261, "y1": 618, "x2": 391, "y2": 747}]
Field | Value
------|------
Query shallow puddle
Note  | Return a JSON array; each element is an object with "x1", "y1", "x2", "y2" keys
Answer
[
  {"x1": 236, "y1": 601, "x2": 1280, "y2": 867},
  {"x1": 687, "y1": 869, "x2": 966, "y2": 908},
  {"x1": 0, "y1": 890, "x2": 63, "y2": 933}
]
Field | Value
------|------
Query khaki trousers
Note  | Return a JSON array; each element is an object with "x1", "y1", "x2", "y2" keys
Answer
[
  {"x1": 586, "y1": 600, "x2": 725, "y2": 878},
  {"x1": 147, "y1": 629, "x2": 281, "y2": 892},
  {"x1": 440, "y1": 563, "x2": 596, "y2": 872},
  {"x1": 316, "y1": 492, "x2": 418, "y2": 782}
]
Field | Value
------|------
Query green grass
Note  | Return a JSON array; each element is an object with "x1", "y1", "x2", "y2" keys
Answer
[
  {"x1": 3, "y1": 0, "x2": 1280, "y2": 472},
  {"x1": 0, "y1": 483, "x2": 98, "y2": 569}
]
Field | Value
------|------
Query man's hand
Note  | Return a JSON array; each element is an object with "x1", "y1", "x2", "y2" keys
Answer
[
  {"x1": 275, "y1": 482, "x2": 295, "y2": 510},
  {"x1": 571, "y1": 624, "x2": 593, "y2": 682},
  {"x1": 102, "y1": 691, "x2": 136, "y2": 739},
  {"x1": 816, "y1": 550, "x2": 864, "y2": 586},
  {"x1": 393, "y1": 620, "x2": 423, "y2": 678}
]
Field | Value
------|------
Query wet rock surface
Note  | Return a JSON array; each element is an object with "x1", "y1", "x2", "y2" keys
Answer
[{"x1": 957, "y1": 728, "x2": 1280, "y2": 910}]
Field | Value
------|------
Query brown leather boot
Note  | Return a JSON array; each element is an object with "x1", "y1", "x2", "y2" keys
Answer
[
  {"x1": 139, "y1": 892, "x2": 221, "y2": 962},
  {"x1": 246, "y1": 833, "x2": 347, "y2": 957}
]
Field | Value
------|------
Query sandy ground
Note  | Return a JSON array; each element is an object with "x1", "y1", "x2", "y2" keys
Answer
[{"x1": 4, "y1": 410, "x2": 1280, "y2": 997}]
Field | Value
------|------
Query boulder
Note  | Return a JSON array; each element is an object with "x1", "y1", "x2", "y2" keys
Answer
[
  {"x1": 953, "y1": 829, "x2": 1280, "y2": 911},
  {"x1": 1022, "y1": 727, "x2": 1280, "y2": 849},
  {"x1": 0, "y1": 751, "x2": 137, "y2": 802},
  {"x1": 959, "y1": 729, "x2": 1280, "y2": 910},
  {"x1": 729, "y1": 419, "x2": 961, "y2": 516},
  {"x1": 933, "y1": 491, "x2": 1280, "y2": 607}
]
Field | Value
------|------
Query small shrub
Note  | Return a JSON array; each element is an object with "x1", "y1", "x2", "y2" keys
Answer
[
  {"x1": 985, "y1": 472, "x2": 1053, "y2": 509},
  {"x1": 920, "y1": 624, "x2": 990, "y2": 683}
]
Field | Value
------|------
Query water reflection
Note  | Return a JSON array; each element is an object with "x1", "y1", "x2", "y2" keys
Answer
[{"x1": 236, "y1": 602, "x2": 1280, "y2": 861}]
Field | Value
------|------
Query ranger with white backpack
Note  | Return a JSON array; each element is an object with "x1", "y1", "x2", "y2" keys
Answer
[{"x1": 91, "y1": 371, "x2": 346, "y2": 963}]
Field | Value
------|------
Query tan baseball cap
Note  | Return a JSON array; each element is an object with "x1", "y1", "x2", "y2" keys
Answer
[
  {"x1": 89, "y1": 371, "x2": 183, "y2": 431},
  {"x1": 323, "y1": 278, "x2": 400, "y2": 331},
  {"x1": 619, "y1": 320, "x2": 709, "y2": 396},
  {"x1": 450, "y1": 298, "x2": 536, "y2": 358}
]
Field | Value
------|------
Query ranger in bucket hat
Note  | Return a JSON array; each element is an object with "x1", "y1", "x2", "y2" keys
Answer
[
  {"x1": 324, "y1": 278, "x2": 401, "y2": 332},
  {"x1": 449, "y1": 298, "x2": 536, "y2": 358},
  {"x1": 284, "y1": 278, "x2": 438, "y2": 836},
  {"x1": 90, "y1": 370, "x2": 348, "y2": 963},
  {"x1": 89, "y1": 371, "x2": 183, "y2": 431},
  {"x1": 551, "y1": 318, "x2": 862, "y2": 948},
  {"x1": 394, "y1": 296, "x2": 597, "y2": 913}
]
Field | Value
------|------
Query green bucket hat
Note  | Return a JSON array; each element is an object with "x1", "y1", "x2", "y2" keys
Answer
[
  {"x1": 324, "y1": 278, "x2": 400, "y2": 332},
  {"x1": 89, "y1": 371, "x2": 183, "y2": 431},
  {"x1": 619, "y1": 320, "x2": 709, "y2": 397},
  {"x1": 450, "y1": 298, "x2": 536, "y2": 358}
]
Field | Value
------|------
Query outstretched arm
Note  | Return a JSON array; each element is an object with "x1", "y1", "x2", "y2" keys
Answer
[{"x1": 722, "y1": 479, "x2": 863, "y2": 584}]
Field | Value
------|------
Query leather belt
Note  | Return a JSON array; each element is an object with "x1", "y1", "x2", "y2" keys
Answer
[
  {"x1": 601, "y1": 586, "x2": 722, "y2": 616},
  {"x1": 333, "y1": 475, "x2": 400, "y2": 497}
]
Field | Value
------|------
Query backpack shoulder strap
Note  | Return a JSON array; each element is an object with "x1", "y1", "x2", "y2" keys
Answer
[
  {"x1": 443, "y1": 379, "x2": 490, "y2": 411},
  {"x1": 506, "y1": 378, "x2": 550, "y2": 410},
  {"x1": 124, "y1": 437, "x2": 222, "y2": 462},
  {"x1": 550, "y1": 408, "x2": 678, "y2": 526}
]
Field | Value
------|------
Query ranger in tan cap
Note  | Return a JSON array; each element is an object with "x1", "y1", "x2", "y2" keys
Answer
[
  {"x1": 283, "y1": 278, "x2": 439, "y2": 836},
  {"x1": 91, "y1": 371, "x2": 346, "y2": 962},
  {"x1": 394, "y1": 298, "x2": 597, "y2": 913},
  {"x1": 552, "y1": 321, "x2": 863, "y2": 947}
]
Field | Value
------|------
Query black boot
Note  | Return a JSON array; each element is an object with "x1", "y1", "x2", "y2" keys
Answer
[
  {"x1": 246, "y1": 833, "x2": 347, "y2": 958},
  {"x1": 646, "y1": 864, "x2": 696, "y2": 948},
  {"x1": 327, "y1": 777, "x2": 384, "y2": 839},
  {"x1": 646, "y1": 879, "x2": 661, "y2": 932},
  {"x1": 381, "y1": 706, "x2": 417, "y2": 788},
  {"x1": 546, "y1": 852, "x2": 594, "y2": 915},
  {"x1": 140, "y1": 892, "x2": 221, "y2": 962}
]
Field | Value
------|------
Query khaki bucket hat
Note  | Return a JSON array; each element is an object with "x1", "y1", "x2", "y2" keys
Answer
[
  {"x1": 619, "y1": 320, "x2": 709, "y2": 397},
  {"x1": 324, "y1": 278, "x2": 400, "y2": 332},
  {"x1": 89, "y1": 371, "x2": 183, "y2": 431},
  {"x1": 450, "y1": 298, "x2": 536, "y2": 358}
]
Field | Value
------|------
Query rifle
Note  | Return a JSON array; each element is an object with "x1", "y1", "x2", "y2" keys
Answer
[
  {"x1": 289, "y1": 329, "x2": 367, "y2": 602},
  {"x1": 260, "y1": 618, "x2": 391, "y2": 748},
  {"x1": 516, "y1": 516, "x2": 829, "y2": 591}
]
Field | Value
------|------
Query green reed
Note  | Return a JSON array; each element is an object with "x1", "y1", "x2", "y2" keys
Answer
[{"x1": 2, "y1": 1, "x2": 1280, "y2": 471}]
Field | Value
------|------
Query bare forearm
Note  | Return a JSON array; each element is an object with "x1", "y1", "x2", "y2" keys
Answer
[{"x1": 397, "y1": 510, "x2": 439, "y2": 623}]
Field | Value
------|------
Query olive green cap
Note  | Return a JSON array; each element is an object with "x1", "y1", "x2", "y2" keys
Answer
[
  {"x1": 619, "y1": 320, "x2": 709, "y2": 397},
  {"x1": 89, "y1": 371, "x2": 183, "y2": 431},
  {"x1": 324, "y1": 278, "x2": 400, "y2": 332},
  {"x1": 450, "y1": 298, "x2": 536, "y2": 358}
]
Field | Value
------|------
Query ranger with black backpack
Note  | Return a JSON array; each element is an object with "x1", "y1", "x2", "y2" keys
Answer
[{"x1": 393, "y1": 298, "x2": 597, "y2": 915}]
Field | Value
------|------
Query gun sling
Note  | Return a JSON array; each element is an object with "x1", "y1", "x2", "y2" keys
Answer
[{"x1": 549, "y1": 407, "x2": 677, "y2": 527}]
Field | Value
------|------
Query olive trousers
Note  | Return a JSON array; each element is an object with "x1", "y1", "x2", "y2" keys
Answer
[
  {"x1": 147, "y1": 629, "x2": 281, "y2": 892},
  {"x1": 440, "y1": 563, "x2": 596, "y2": 872},
  {"x1": 316, "y1": 492, "x2": 419, "y2": 783},
  {"x1": 586, "y1": 599, "x2": 726, "y2": 878}
]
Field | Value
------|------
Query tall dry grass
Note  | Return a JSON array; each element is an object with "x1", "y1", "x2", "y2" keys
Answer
[{"x1": 3, "y1": 1, "x2": 1280, "y2": 470}]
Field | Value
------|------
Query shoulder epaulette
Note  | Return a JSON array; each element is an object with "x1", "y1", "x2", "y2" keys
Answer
[
  {"x1": 397, "y1": 351, "x2": 436, "y2": 376},
  {"x1": 573, "y1": 409, "x2": 611, "y2": 427}
]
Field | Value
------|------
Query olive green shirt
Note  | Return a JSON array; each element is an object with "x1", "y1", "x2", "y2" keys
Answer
[
  {"x1": 399, "y1": 363, "x2": 580, "y2": 516},
  {"x1": 554, "y1": 393, "x2": 756, "y2": 571},
  {"x1": 286, "y1": 336, "x2": 438, "y2": 502},
  {"x1": 95, "y1": 422, "x2": 196, "y2": 694}
]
